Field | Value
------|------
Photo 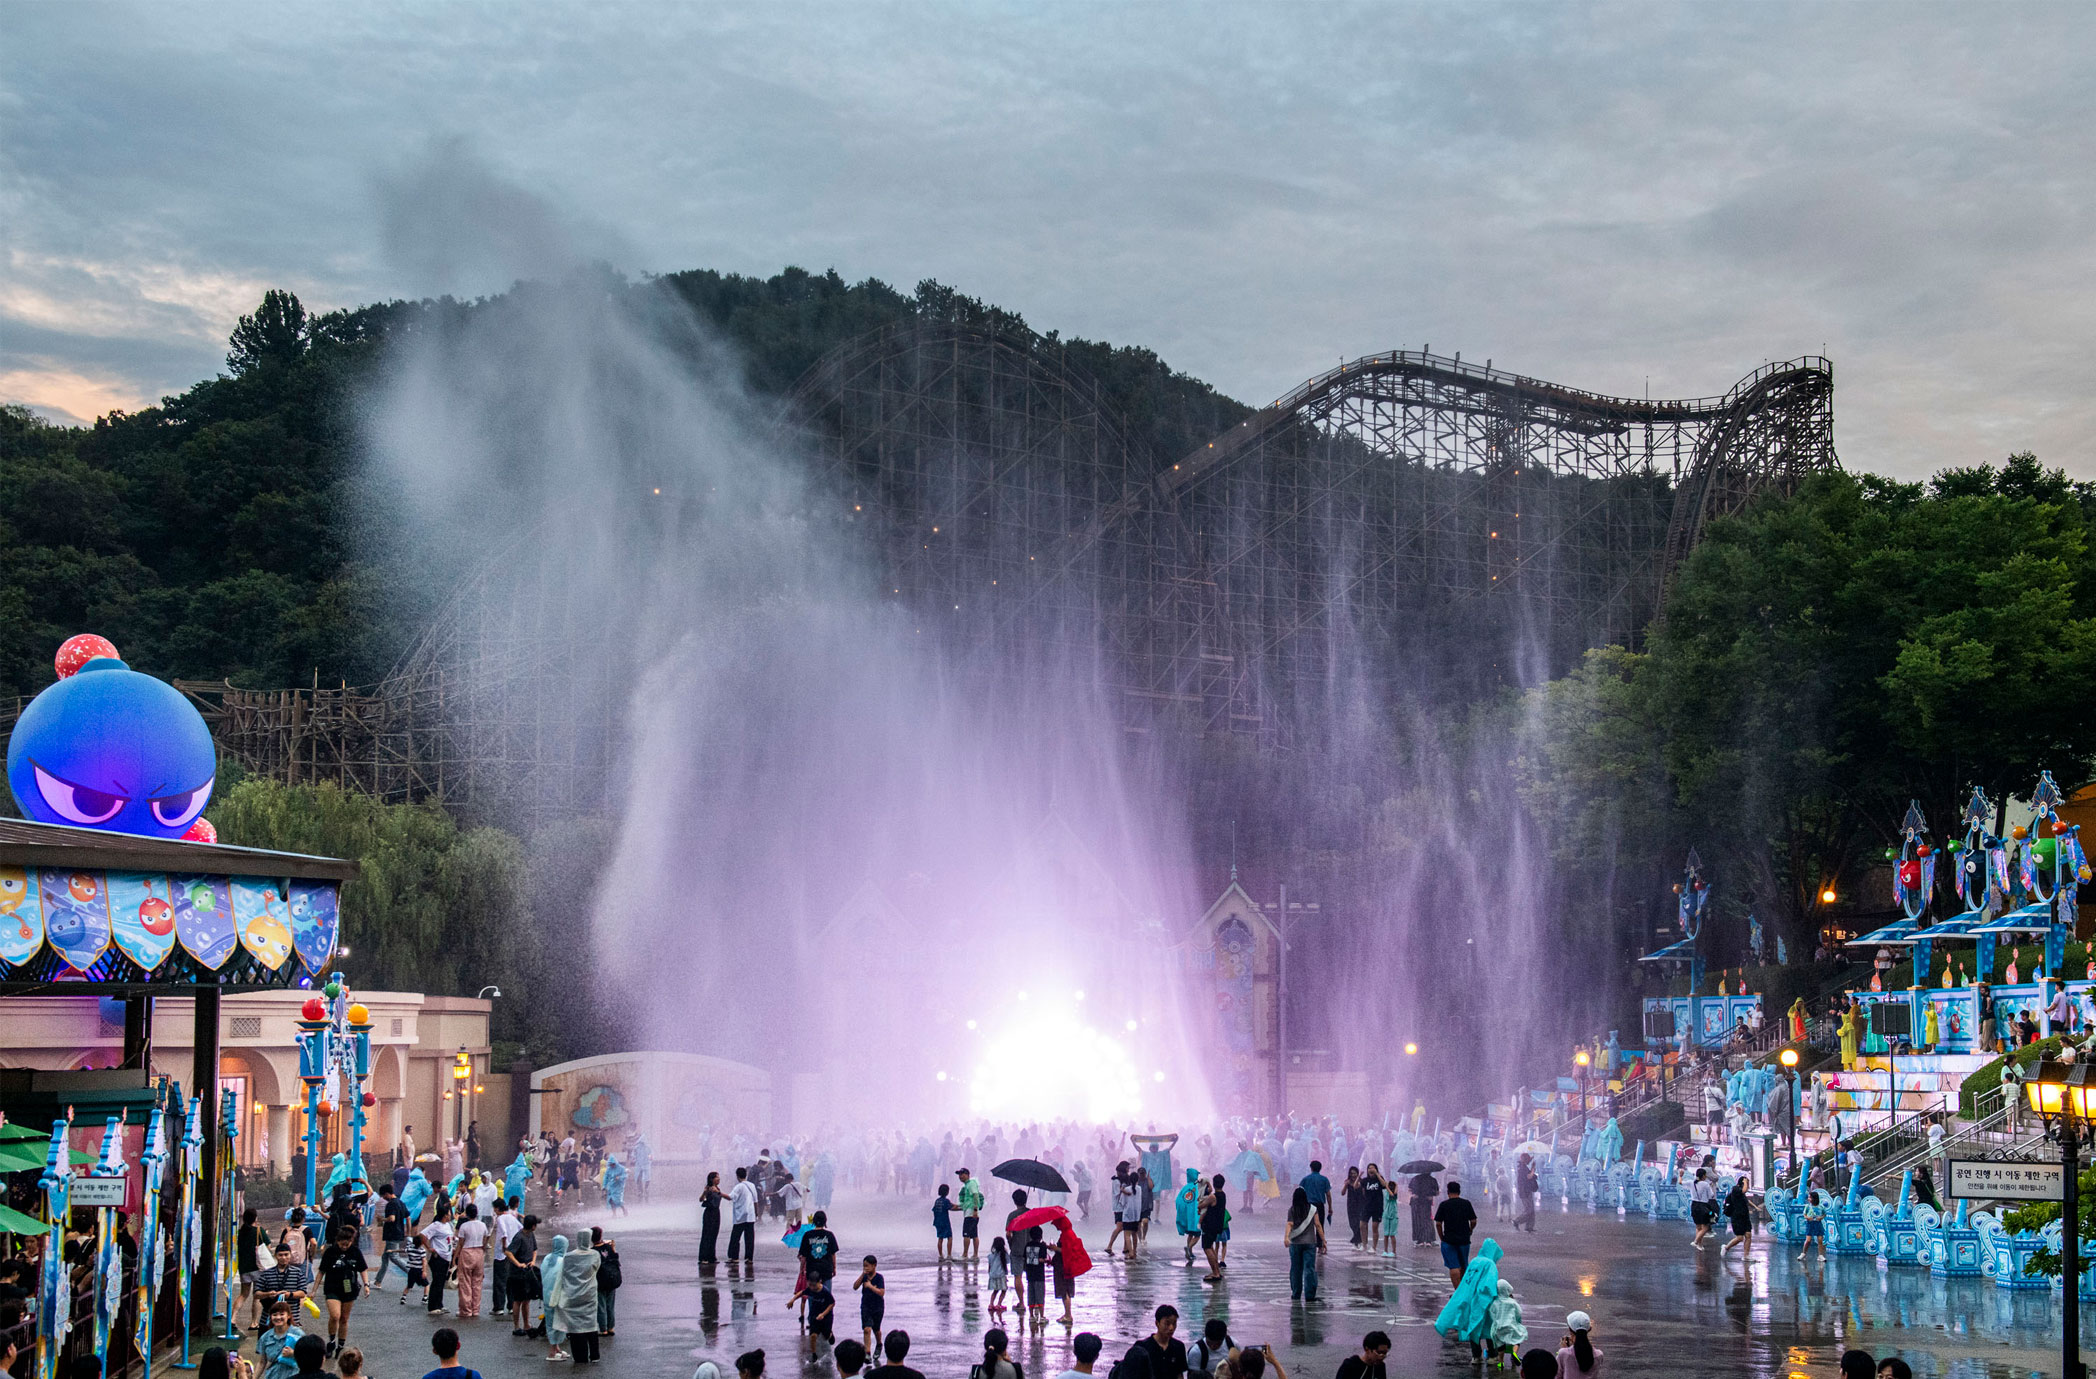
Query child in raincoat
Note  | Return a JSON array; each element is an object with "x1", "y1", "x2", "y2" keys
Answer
[{"x1": 1484, "y1": 1279, "x2": 1526, "y2": 1369}]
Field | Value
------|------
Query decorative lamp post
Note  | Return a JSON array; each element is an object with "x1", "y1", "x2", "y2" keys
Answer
[
  {"x1": 451, "y1": 1048, "x2": 472, "y2": 1143},
  {"x1": 295, "y1": 996, "x2": 330, "y2": 1206},
  {"x1": 1779, "y1": 1048, "x2": 1800, "y2": 1188},
  {"x1": 345, "y1": 997, "x2": 374, "y2": 1190},
  {"x1": 2025, "y1": 1059, "x2": 2092, "y2": 1379},
  {"x1": 1574, "y1": 1049, "x2": 1591, "y2": 1124}
]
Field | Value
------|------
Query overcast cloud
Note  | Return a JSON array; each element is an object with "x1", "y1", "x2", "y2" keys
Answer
[{"x1": 2, "y1": 1, "x2": 2091, "y2": 476}]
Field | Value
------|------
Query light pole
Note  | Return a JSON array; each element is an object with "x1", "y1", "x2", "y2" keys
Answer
[
  {"x1": 2027, "y1": 1059, "x2": 2091, "y2": 1379},
  {"x1": 1779, "y1": 1047, "x2": 1800, "y2": 1189},
  {"x1": 450, "y1": 1047, "x2": 471, "y2": 1144},
  {"x1": 1574, "y1": 1049, "x2": 1591, "y2": 1125}
]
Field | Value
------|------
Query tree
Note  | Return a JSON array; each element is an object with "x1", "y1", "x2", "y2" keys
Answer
[{"x1": 226, "y1": 289, "x2": 309, "y2": 375}]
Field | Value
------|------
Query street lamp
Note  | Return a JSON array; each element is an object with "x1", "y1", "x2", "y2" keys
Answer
[
  {"x1": 1574, "y1": 1048, "x2": 1591, "y2": 1123},
  {"x1": 1779, "y1": 1048, "x2": 1800, "y2": 1188},
  {"x1": 2025, "y1": 1059, "x2": 2093, "y2": 1379},
  {"x1": 450, "y1": 1047, "x2": 472, "y2": 1142}
]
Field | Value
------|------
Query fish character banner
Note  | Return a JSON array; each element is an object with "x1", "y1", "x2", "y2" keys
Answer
[
  {"x1": 39, "y1": 868, "x2": 111, "y2": 972},
  {"x1": 107, "y1": 872, "x2": 178, "y2": 971},
  {"x1": 286, "y1": 882, "x2": 340, "y2": 976},
  {"x1": 231, "y1": 878, "x2": 294, "y2": 971},
  {"x1": 172, "y1": 875, "x2": 237, "y2": 969},
  {"x1": 0, "y1": 867, "x2": 44, "y2": 964}
]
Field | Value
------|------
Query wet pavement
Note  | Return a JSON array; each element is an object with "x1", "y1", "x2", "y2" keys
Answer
[{"x1": 311, "y1": 1193, "x2": 2072, "y2": 1377}]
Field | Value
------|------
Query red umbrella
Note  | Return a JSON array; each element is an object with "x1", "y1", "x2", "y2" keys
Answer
[{"x1": 1007, "y1": 1205, "x2": 1069, "y2": 1235}]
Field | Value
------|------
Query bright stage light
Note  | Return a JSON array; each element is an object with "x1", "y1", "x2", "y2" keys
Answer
[
  {"x1": 936, "y1": 1070, "x2": 948, "y2": 1082},
  {"x1": 965, "y1": 1019, "x2": 978, "y2": 1030},
  {"x1": 970, "y1": 1016, "x2": 1142, "y2": 1122},
  {"x1": 1125, "y1": 1019, "x2": 1139, "y2": 1032},
  {"x1": 1074, "y1": 989, "x2": 1086, "y2": 1001},
  {"x1": 1153, "y1": 1070, "x2": 1166, "y2": 1082}
]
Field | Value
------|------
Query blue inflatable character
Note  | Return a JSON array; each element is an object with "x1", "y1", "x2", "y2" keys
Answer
[{"x1": 6, "y1": 638, "x2": 213, "y2": 840}]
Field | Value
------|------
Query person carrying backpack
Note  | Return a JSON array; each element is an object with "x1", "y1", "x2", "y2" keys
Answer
[
  {"x1": 590, "y1": 1227, "x2": 622, "y2": 1336},
  {"x1": 1188, "y1": 1319, "x2": 1234, "y2": 1379}
]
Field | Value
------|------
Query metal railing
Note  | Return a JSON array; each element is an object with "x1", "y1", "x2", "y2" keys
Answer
[{"x1": 1863, "y1": 1085, "x2": 2017, "y2": 1188}]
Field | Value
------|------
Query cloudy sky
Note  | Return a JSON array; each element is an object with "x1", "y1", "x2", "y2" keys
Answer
[{"x1": 3, "y1": 2, "x2": 2090, "y2": 477}]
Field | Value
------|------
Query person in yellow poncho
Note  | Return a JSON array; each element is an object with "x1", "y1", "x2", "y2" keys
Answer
[
  {"x1": 1789, "y1": 997, "x2": 1808, "y2": 1044},
  {"x1": 1838, "y1": 1002, "x2": 1863, "y2": 1070},
  {"x1": 1924, "y1": 1002, "x2": 1940, "y2": 1052}
]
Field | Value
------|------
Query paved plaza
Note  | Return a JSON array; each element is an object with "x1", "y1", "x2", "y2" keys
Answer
[{"x1": 294, "y1": 1192, "x2": 2071, "y2": 1379}]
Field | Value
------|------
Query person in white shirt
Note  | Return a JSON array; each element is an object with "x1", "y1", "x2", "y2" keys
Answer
[
  {"x1": 454, "y1": 1205, "x2": 492, "y2": 1318},
  {"x1": 780, "y1": 1174, "x2": 806, "y2": 1228},
  {"x1": 419, "y1": 1206, "x2": 457, "y2": 1316},
  {"x1": 729, "y1": 1166, "x2": 760, "y2": 1264},
  {"x1": 491, "y1": 1203, "x2": 523, "y2": 1322},
  {"x1": 1690, "y1": 1169, "x2": 1717, "y2": 1250}
]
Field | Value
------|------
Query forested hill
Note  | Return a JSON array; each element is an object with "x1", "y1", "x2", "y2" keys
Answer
[{"x1": 0, "y1": 268, "x2": 1250, "y2": 701}]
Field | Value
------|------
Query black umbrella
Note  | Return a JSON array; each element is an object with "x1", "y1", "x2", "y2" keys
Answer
[
  {"x1": 1397, "y1": 1159, "x2": 1445, "y2": 1176},
  {"x1": 990, "y1": 1158, "x2": 1072, "y2": 1194}
]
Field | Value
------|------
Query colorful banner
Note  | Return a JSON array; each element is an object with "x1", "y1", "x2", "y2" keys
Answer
[
  {"x1": 0, "y1": 867, "x2": 44, "y2": 963},
  {"x1": 38, "y1": 868, "x2": 111, "y2": 971}
]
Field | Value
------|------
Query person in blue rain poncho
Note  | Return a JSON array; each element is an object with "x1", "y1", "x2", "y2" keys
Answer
[
  {"x1": 1433, "y1": 1237, "x2": 1504, "y2": 1362},
  {"x1": 1594, "y1": 1118, "x2": 1624, "y2": 1167},
  {"x1": 400, "y1": 1167, "x2": 432, "y2": 1224},
  {"x1": 1175, "y1": 1169, "x2": 1202, "y2": 1262},
  {"x1": 631, "y1": 1134, "x2": 654, "y2": 1202},
  {"x1": 321, "y1": 1152, "x2": 350, "y2": 1198},
  {"x1": 505, "y1": 1151, "x2": 533, "y2": 1206},
  {"x1": 603, "y1": 1152, "x2": 629, "y2": 1215}
]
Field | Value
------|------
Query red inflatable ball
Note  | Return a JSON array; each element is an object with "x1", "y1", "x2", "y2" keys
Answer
[
  {"x1": 183, "y1": 817, "x2": 218, "y2": 844},
  {"x1": 317, "y1": 1100, "x2": 335, "y2": 1119},
  {"x1": 361, "y1": 1091, "x2": 376, "y2": 1107},
  {"x1": 54, "y1": 634, "x2": 120, "y2": 679},
  {"x1": 301, "y1": 998, "x2": 326, "y2": 1021}
]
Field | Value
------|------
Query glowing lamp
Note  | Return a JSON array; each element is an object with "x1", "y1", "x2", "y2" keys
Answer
[
  {"x1": 1574, "y1": 1050, "x2": 1590, "y2": 1068},
  {"x1": 1404, "y1": 1042, "x2": 1418, "y2": 1056},
  {"x1": 1820, "y1": 887, "x2": 1838, "y2": 904},
  {"x1": 1125, "y1": 1019, "x2": 1138, "y2": 1032},
  {"x1": 253, "y1": 1100, "x2": 265, "y2": 1113},
  {"x1": 2026, "y1": 1062, "x2": 2096, "y2": 1119},
  {"x1": 300, "y1": 998, "x2": 326, "y2": 1021},
  {"x1": 474, "y1": 1084, "x2": 484, "y2": 1094},
  {"x1": 935, "y1": 1071, "x2": 948, "y2": 1082},
  {"x1": 1779, "y1": 1048, "x2": 1799, "y2": 1069},
  {"x1": 346, "y1": 1003, "x2": 369, "y2": 1025},
  {"x1": 1153, "y1": 1070, "x2": 1166, "y2": 1082}
]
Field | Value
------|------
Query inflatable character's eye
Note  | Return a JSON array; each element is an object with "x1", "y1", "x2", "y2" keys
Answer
[
  {"x1": 32, "y1": 764, "x2": 125, "y2": 825},
  {"x1": 150, "y1": 780, "x2": 213, "y2": 829}
]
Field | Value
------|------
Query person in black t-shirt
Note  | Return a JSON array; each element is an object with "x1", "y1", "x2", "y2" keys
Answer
[
  {"x1": 804, "y1": 1278, "x2": 836, "y2": 1360},
  {"x1": 1433, "y1": 1183, "x2": 1478, "y2": 1285},
  {"x1": 318, "y1": 1225, "x2": 369, "y2": 1357},
  {"x1": 1199, "y1": 1176, "x2": 1229, "y2": 1282},
  {"x1": 1332, "y1": 1332, "x2": 1390, "y2": 1379},
  {"x1": 1022, "y1": 1228, "x2": 1048, "y2": 1327},
  {"x1": 1121, "y1": 1305, "x2": 1187, "y2": 1379},
  {"x1": 799, "y1": 1210, "x2": 840, "y2": 1287},
  {"x1": 375, "y1": 1187, "x2": 411, "y2": 1289}
]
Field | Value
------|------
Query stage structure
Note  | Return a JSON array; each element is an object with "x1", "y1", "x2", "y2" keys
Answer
[{"x1": 73, "y1": 324, "x2": 1835, "y2": 809}]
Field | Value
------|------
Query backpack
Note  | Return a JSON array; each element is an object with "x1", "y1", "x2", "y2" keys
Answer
[{"x1": 596, "y1": 1246, "x2": 622, "y2": 1291}]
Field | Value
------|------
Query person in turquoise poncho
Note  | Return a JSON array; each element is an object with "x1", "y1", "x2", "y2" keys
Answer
[
  {"x1": 321, "y1": 1153, "x2": 350, "y2": 1197},
  {"x1": 505, "y1": 1151, "x2": 533, "y2": 1206},
  {"x1": 1379, "y1": 1179, "x2": 1402, "y2": 1257},
  {"x1": 1175, "y1": 1169, "x2": 1202, "y2": 1263},
  {"x1": 1595, "y1": 1118, "x2": 1624, "y2": 1167},
  {"x1": 1433, "y1": 1237, "x2": 1503, "y2": 1363},
  {"x1": 603, "y1": 1152, "x2": 629, "y2": 1215},
  {"x1": 400, "y1": 1167, "x2": 432, "y2": 1224}
]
